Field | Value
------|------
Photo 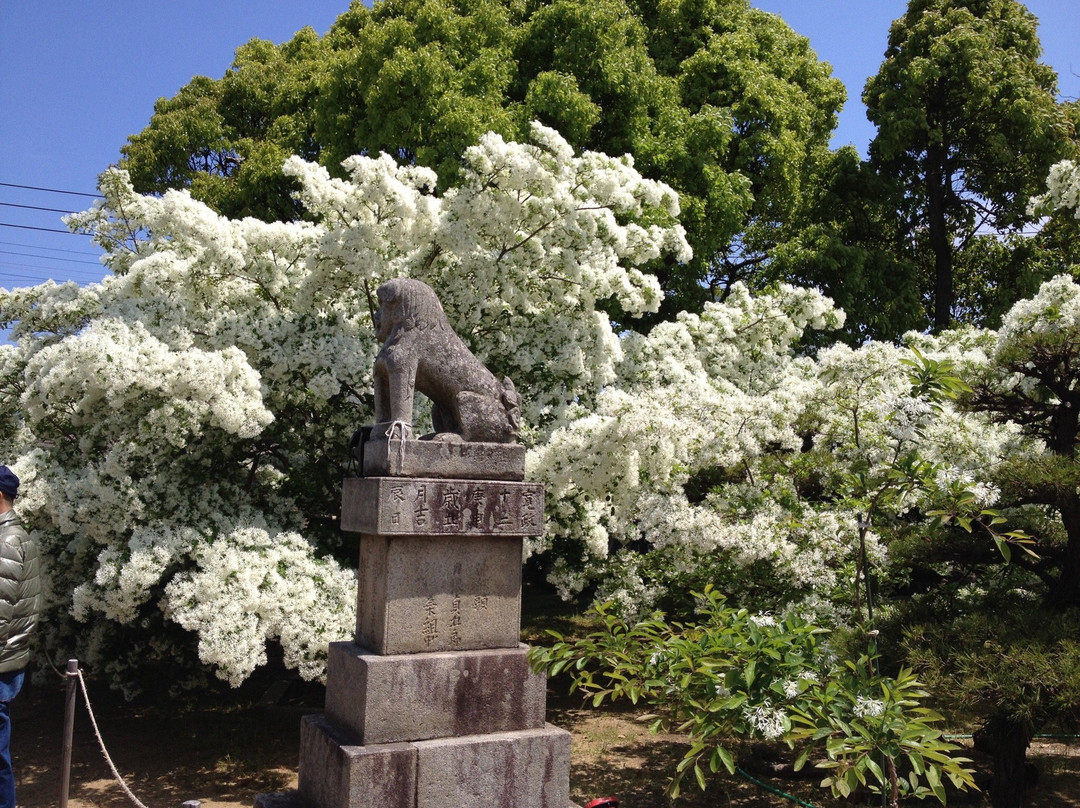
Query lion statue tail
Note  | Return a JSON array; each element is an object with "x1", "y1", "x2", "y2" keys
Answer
[{"x1": 501, "y1": 377, "x2": 521, "y2": 432}]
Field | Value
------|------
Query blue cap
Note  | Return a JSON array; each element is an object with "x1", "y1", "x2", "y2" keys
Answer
[{"x1": 0, "y1": 466, "x2": 19, "y2": 499}]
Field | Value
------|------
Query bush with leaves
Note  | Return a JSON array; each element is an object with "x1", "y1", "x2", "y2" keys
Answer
[{"x1": 529, "y1": 587, "x2": 976, "y2": 806}]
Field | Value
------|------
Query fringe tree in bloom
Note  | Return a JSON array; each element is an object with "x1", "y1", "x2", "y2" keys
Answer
[
  {"x1": 530, "y1": 277, "x2": 1025, "y2": 620},
  {"x1": 0, "y1": 124, "x2": 689, "y2": 691},
  {"x1": 1029, "y1": 160, "x2": 1080, "y2": 220}
]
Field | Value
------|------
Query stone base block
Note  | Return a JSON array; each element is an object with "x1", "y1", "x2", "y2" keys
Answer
[
  {"x1": 298, "y1": 714, "x2": 416, "y2": 808},
  {"x1": 357, "y1": 533, "x2": 523, "y2": 654},
  {"x1": 255, "y1": 792, "x2": 583, "y2": 808},
  {"x1": 325, "y1": 642, "x2": 546, "y2": 744},
  {"x1": 415, "y1": 725, "x2": 573, "y2": 808},
  {"x1": 298, "y1": 715, "x2": 573, "y2": 808},
  {"x1": 358, "y1": 437, "x2": 526, "y2": 481},
  {"x1": 253, "y1": 792, "x2": 304, "y2": 808}
]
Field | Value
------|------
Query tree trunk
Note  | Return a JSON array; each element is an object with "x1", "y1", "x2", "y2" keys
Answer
[
  {"x1": 1048, "y1": 495, "x2": 1080, "y2": 610},
  {"x1": 973, "y1": 717, "x2": 1035, "y2": 808},
  {"x1": 926, "y1": 143, "x2": 953, "y2": 332},
  {"x1": 1045, "y1": 393, "x2": 1080, "y2": 609}
]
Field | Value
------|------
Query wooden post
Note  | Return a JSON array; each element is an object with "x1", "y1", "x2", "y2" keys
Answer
[{"x1": 59, "y1": 659, "x2": 78, "y2": 808}]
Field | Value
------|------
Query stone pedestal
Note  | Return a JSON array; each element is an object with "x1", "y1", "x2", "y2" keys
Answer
[
  {"x1": 324, "y1": 643, "x2": 547, "y2": 744},
  {"x1": 353, "y1": 530, "x2": 525, "y2": 654},
  {"x1": 285, "y1": 438, "x2": 576, "y2": 808}
]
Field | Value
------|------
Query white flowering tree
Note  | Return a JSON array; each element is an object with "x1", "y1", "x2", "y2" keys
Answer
[
  {"x1": 531, "y1": 274, "x2": 1027, "y2": 623},
  {"x1": 0, "y1": 124, "x2": 690, "y2": 691},
  {"x1": 529, "y1": 271, "x2": 1080, "y2": 807},
  {"x1": 1029, "y1": 159, "x2": 1080, "y2": 219},
  {"x1": 1, "y1": 118, "x2": 1067, "y2": 723}
]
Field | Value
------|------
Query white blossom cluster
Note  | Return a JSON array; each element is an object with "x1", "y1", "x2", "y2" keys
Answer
[
  {"x1": 0, "y1": 124, "x2": 690, "y2": 686},
  {"x1": 1029, "y1": 160, "x2": 1080, "y2": 219},
  {"x1": 743, "y1": 702, "x2": 788, "y2": 740},
  {"x1": 998, "y1": 273, "x2": 1080, "y2": 344},
  {"x1": 284, "y1": 122, "x2": 689, "y2": 423},
  {"x1": 852, "y1": 695, "x2": 886, "y2": 719},
  {"x1": 529, "y1": 278, "x2": 1028, "y2": 616},
  {"x1": 2, "y1": 122, "x2": 1066, "y2": 686},
  {"x1": 164, "y1": 527, "x2": 356, "y2": 685}
]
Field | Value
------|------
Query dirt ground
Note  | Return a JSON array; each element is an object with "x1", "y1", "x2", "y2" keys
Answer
[{"x1": 13, "y1": 667, "x2": 1080, "y2": 808}]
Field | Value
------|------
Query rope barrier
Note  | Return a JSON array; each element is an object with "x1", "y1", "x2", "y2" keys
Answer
[
  {"x1": 71, "y1": 665, "x2": 152, "y2": 808},
  {"x1": 944, "y1": 733, "x2": 1080, "y2": 740},
  {"x1": 47, "y1": 655, "x2": 70, "y2": 680}
]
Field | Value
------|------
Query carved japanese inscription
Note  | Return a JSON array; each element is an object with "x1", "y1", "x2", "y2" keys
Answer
[{"x1": 342, "y1": 477, "x2": 544, "y2": 537}]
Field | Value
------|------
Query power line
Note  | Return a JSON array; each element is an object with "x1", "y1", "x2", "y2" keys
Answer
[
  {"x1": 1, "y1": 270, "x2": 101, "y2": 286},
  {"x1": 0, "y1": 262, "x2": 105, "y2": 280},
  {"x1": 1, "y1": 265, "x2": 99, "y2": 280},
  {"x1": 0, "y1": 222, "x2": 88, "y2": 235},
  {"x1": 0, "y1": 201, "x2": 77, "y2": 215},
  {"x1": 0, "y1": 249, "x2": 102, "y2": 266},
  {"x1": 0, "y1": 239, "x2": 101, "y2": 257},
  {"x1": 1, "y1": 277, "x2": 101, "y2": 290},
  {"x1": 0, "y1": 181, "x2": 99, "y2": 199},
  {"x1": 0, "y1": 273, "x2": 95, "y2": 288}
]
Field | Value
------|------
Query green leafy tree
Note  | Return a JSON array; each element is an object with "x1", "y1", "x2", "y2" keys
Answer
[
  {"x1": 770, "y1": 146, "x2": 925, "y2": 343},
  {"x1": 863, "y1": 0, "x2": 1072, "y2": 332},
  {"x1": 121, "y1": 0, "x2": 845, "y2": 321},
  {"x1": 964, "y1": 276, "x2": 1080, "y2": 610},
  {"x1": 901, "y1": 607, "x2": 1080, "y2": 808},
  {"x1": 122, "y1": 28, "x2": 327, "y2": 221}
]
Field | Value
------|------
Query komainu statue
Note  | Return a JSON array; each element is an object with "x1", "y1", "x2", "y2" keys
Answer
[{"x1": 371, "y1": 278, "x2": 520, "y2": 444}]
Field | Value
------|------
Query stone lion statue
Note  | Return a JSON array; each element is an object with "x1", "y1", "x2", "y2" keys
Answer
[{"x1": 372, "y1": 278, "x2": 521, "y2": 444}]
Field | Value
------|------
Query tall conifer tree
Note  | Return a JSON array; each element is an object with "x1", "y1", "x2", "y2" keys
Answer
[{"x1": 864, "y1": 0, "x2": 1070, "y2": 332}]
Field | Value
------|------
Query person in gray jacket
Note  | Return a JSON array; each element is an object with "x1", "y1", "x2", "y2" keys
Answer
[{"x1": 0, "y1": 465, "x2": 40, "y2": 808}]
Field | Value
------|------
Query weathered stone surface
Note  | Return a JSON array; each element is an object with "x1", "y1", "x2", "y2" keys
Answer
[
  {"x1": 358, "y1": 437, "x2": 526, "y2": 481},
  {"x1": 298, "y1": 714, "x2": 416, "y2": 808},
  {"x1": 414, "y1": 725, "x2": 573, "y2": 808},
  {"x1": 325, "y1": 642, "x2": 546, "y2": 744},
  {"x1": 356, "y1": 533, "x2": 522, "y2": 654},
  {"x1": 253, "y1": 791, "x2": 306, "y2": 808},
  {"x1": 341, "y1": 477, "x2": 543, "y2": 536},
  {"x1": 255, "y1": 788, "x2": 583, "y2": 808},
  {"x1": 372, "y1": 278, "x2": 520, "y2": 444}
]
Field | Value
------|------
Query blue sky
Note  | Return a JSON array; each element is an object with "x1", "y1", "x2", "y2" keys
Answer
[{"x1": 1, "y1": 0, "x2": 1076, "y2": 290}]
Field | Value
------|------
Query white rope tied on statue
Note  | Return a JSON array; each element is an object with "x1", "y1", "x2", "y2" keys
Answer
[
  {"x1": 386, "y1": 419, "x2": 412, "y2": 467},
  {"x1": 75, "y1": 668, "x2": 151, "y2": 808}
]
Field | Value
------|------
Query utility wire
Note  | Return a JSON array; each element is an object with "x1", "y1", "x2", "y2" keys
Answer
[
  {"x1": 1, "y1": 275, "x2": 95, "y2": 287},
  {"x1": 0, "y1": 201, "x2": 77, "y2": 215},
  {"x1": 1, "y1": 277, "x2": 95, "y2": 289},
  {"x1": 0, "y1": 266, "x2": 98, "y2": 283},
  {"x1": 0, "y1": 239, "x2": 101, "y2": 257},
  {"x1": 0, "y1": 263, "x2": 104, "y2": 278},
  {"x1": 0, "y1": 222, "x2": 87, "y2": 235},
  {"x1": 0, "y1": 181, "x2": 99, "y2": 198},
  {"x1": 0, "y1": 249, "x2": 102, "y2": 266}
]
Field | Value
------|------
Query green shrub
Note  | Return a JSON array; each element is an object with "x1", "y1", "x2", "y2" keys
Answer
[{"x1": 530, "y1": 586, "x2": 976, "y2": 805}]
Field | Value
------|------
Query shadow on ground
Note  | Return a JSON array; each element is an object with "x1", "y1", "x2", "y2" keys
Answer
[
  {"x1": 16, "y1": 671, "x2": 313, "y2": 808},
  {"x1": 14, "y1": 660, "x2": 1080, "y2": 808}
]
